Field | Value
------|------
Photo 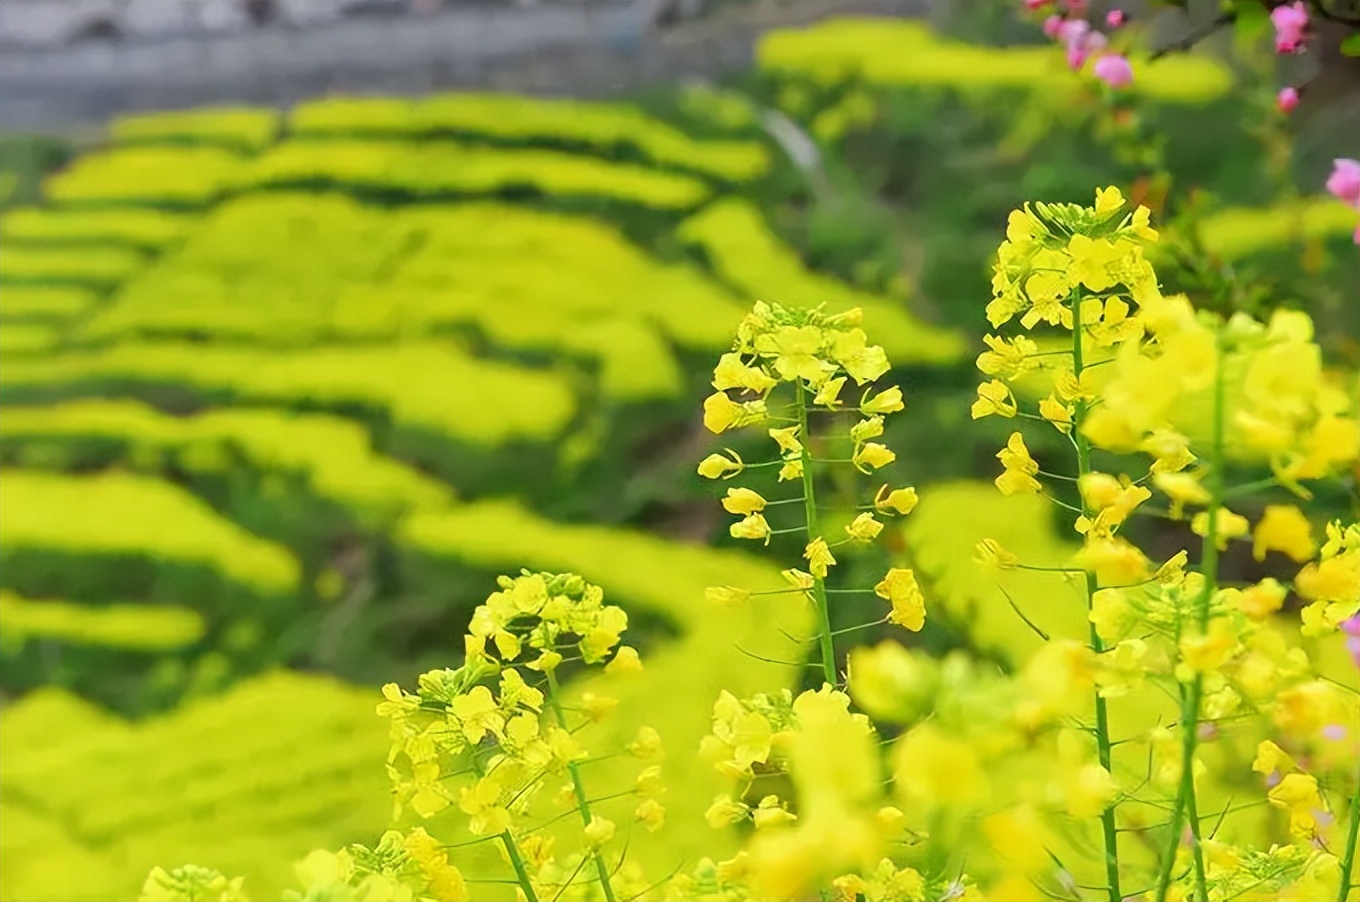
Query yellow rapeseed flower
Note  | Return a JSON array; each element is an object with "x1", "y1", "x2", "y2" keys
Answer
[
  {"x1": 804, "y1": 538, "x2": 836, "y2": 578},
  {"x1": 874, "y1": 484, "x2": 919, "y2": 515},
  {"x1": 1252, "y1": 505, "x2": 1316, "y2": 563},
  {"x1": 875, "y1": 567, "x2": 926, "y2": 631},
  {"x1": 971, "y1": 380, "x2": 1017, "y2": 419},
  {"x1": 852, "y1": 442, "x2": 896, "y2": 473}
]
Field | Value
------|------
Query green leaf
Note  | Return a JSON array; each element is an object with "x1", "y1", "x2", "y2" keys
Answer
[{"x1": 1341, "y1": 33, "x2": 1360, "y2": 57}]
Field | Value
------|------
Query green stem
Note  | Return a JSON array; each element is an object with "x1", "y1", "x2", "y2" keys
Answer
[
  {"x1": 1154, "y1": 332, "x2": 1225, "y2": 902},
  {"x1": 544, "y1": 670, "x2": 617, "y2": 902},
  {"x1": 1339, "y1": 759, "x2": 1360, "y2": 902},
  {"x1": 795, "y1": 379, "x2": 838, "y2": 686},
  {"x1": 1071, "y1": 290, "x2": 1123, "y2": 902},
  {"x1": 499, "y1": 831, "x2": 540, "y2": 902}
]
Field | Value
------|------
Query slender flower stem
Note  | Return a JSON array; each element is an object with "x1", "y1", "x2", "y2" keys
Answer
[
  {"x1": 1071, "y1": 290, "x2": 1124, "y2": 902},
  {"x1": 796, "y1": 379, "x2": 838, "y2": 686},
  {"x1": 1154, "y1": 333, "x2": 1225, "y2": 902},
  {"x1": 499, "y1": 830, "x2": 540, "y2": 902},
  {"x1": 544, "y1": 670, "x2": 617, "y2": 902},
  {"x1": 1338, "y1": 758, "x2": 1360, "y2": 902}
]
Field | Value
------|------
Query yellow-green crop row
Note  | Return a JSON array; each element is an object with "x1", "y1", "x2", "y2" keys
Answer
[
  {"x1": 0, "y1": 207, "x2": 196, "y2": 249},
  {"x1": 78, "y1": 196, "x2": 743, "y2": 403},
  {"x1": 0, "y1": 245, "x2": 147, "y2": 288},
  {"x1": 246, "y1": 139, "x2": 712, "y2": 209},
  {"x1": 0, "y1": 400, "x2": 453, "y2": 521},
  {"x1": 291, "y1": 93, "x2": 770, "y2": 182},
  {"x1": 0, "y1": 286, "x2": 99, "y2": 322},
  {"x1": 758, "y1": 19, "x2": 1233, "y2": 104},
  {"x1": 678, "y1": 199, "x2": 967, "y2": 365},
  {"x1": 0, "y1": 341, "x2": 577, "y2": 451},
  {"x1": 44, "y1": 146, "x2": 249, "y2": 207},
  {"x1": 0, "y1": 323, "x2": 60, "y2": 355},
  {"x1": 1194, "y1": 196, "x2": 1360, "y2": 259},
  {"x1": 0, "y1": 591, "x2": 205, "y2": 652},
  {"x1": 0, "y1": 470, "x2": 300, "y2": 597},
  {"x1": 110, "y1": 107, "x2": 281, "y2": 154},
  {"x1": 0, "y1": 672, "x2": 392, "y2": 901}
]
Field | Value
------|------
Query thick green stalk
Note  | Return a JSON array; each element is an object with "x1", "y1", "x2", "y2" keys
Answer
[
  {"x1": 795, "y1": 379, "x2": 838, "y2": 686},
  {"x1": 1070, "y1": 291, "x2": 1123, "y2": 902},
  {"x1": 1338, "y1": 760, "x2": 1360, "y2": 902},
  {"x1": 499, "y1": 830, "x2": 540, "y2": 902},
  {"x1": 545, "y1": 670, "x2": 617, "y2": 902},
  {"x1": 1154, "y1": 334, "x2": 1225, "y2": 902}
]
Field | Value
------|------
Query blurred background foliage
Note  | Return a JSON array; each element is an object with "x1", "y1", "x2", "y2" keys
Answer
[{"x1": 0, "y1": 2, "x2": 1356, "y2": 899}]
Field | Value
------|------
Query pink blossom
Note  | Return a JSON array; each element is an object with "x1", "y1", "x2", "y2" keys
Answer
[
  {"x1": 1106, "y1": 9, "x2": 1126, "y2": 28},
  {"x1": 1344, "y1": 613, "x2": 1360, "y2": 664},
  {"x1": 1056, "y1": 17, "x2": 1090, "y2": 46},
  {"x1": 1065, "y1": 0, "x2": 1088, "y2": 15},
  {"x1": 1024, "y1": 0, "x2": 1050, "y2": 10},
  {"x1": 1326, "y1": 159, "x2": 1360, "y2": 207},
  {"x1": 1271, "y1": 1, "x2": 1309, "y2": 53},
  {"x1": 1093, "y1": 53, "x2": 1134, "y2": 88},
  {"x1": 1043, "y1": 14, "x2": 1064, "y2": 38},
  {"x1": 1276, "y1": 86, "x2": 1299, "y2": 114}
]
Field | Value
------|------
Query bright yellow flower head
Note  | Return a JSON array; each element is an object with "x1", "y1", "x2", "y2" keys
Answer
[
  {"x1": 1252, "y1": 505, "x2": 1316, "y2": 563},
  {"x1": 874, "y1": 568, "x2": 926, "y2": 631},
  {"x1": 844, "y1": 512, "x2": 884, "y2": 542},
  {"x1": 1094, "y1": 185, "x2": 1125, "y2": 214},
  {"x1": 971, "y1": 380, "x2": 1017, "y2": 419},
  {"x1": 995, "y1": 431, "x2": 1041, "y2": 496},
  {"x1": 874, "y1": 484, "x2": 919, "y2": 516},
  {"x1": 704, "y1": 391, "x2": 766, "y2": 434},
  {"x1": 1191, "y1": 508, "x2": 1250, "y2": 551},
  {"x1": 722, "y1": 487, "x2": 768, "y2": 516},
  {"x1": 852, "y1": 442, "x2": 896, "y2": 473},
  {"x1": 712, "y1": 352, "x2": 778, "y2": 395},
  {"x1": 769, "y1": 425, "x2": 803, "y2": 455},
  {"x1": 698, "y1": 450, "x2": 744, "y2": 479},
  {"x1": 861, "y1": 386, "x2": 905, "y2": 415},
  {"x1": 804, "y1": 538, "x2": 836, "y2": 578}
]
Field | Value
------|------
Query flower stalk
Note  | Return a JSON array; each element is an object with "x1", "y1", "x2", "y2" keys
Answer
[
  {"x1": 1071, "y1": 288, "x2": 1124, "y2": 902},
  {"x1": 795, "y1": 379, "x2": 839, "y2": 686},
  {"x1": 1154, "y1": 333, "x2": 1224, "y2": 902},
  {"x1": 545, "y1": 669, "x2": 617, "y2": 902},
  {"x1": 1339, "y1": 759, "x2": 1360, "y2": 902},
  {"x1": 500, "y1": 830, "x2": 540, "y2": 902}
]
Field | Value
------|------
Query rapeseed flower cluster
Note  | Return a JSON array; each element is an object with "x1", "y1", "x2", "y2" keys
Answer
[
  {"x1": 699, "y1": 301, "x2": 923, "y2": 685},
  {"x1": 971, "y1": 186, "x2": 1359, "y2": 902}
]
